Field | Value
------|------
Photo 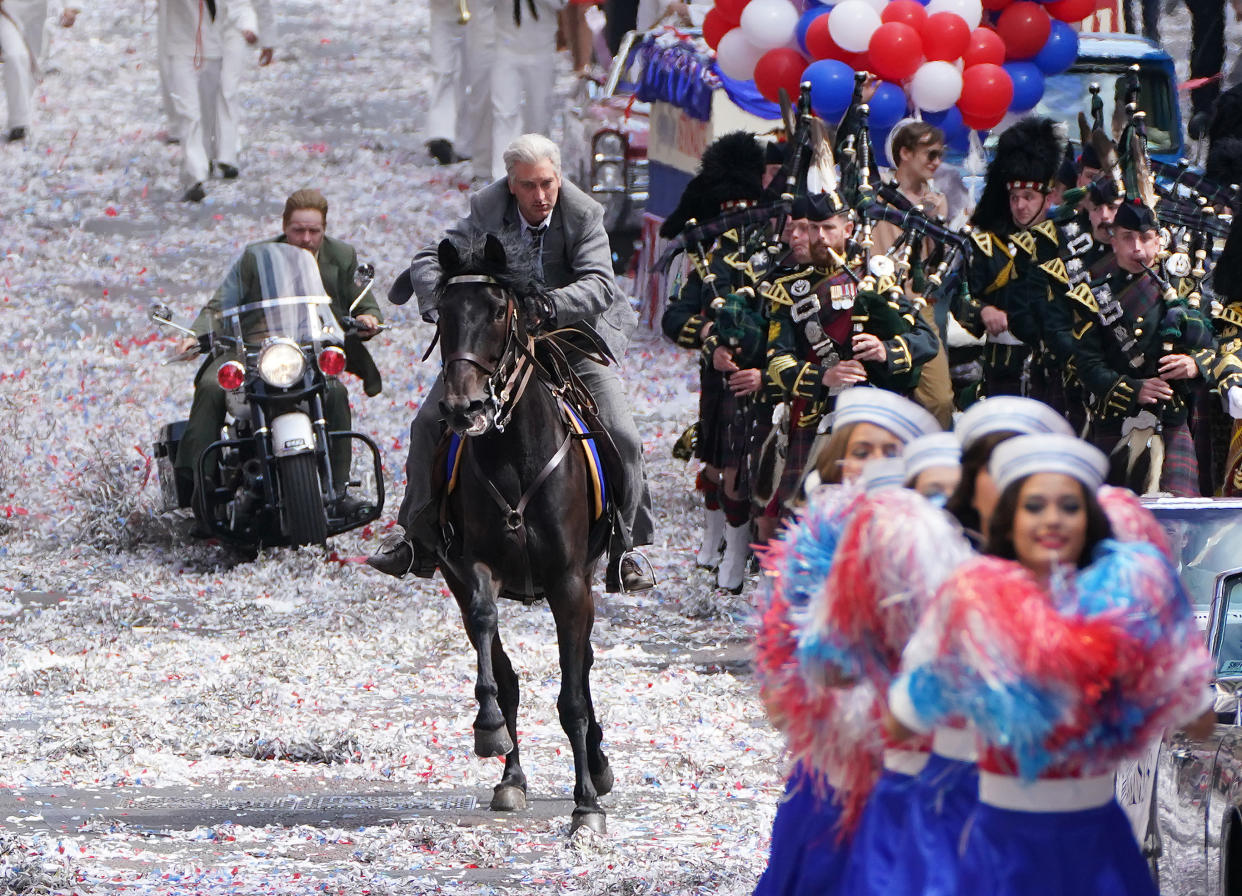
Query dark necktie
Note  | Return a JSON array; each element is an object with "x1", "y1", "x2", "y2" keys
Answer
[
  {"x1": 204, "y1": 0, "x2": 217, "y2": 20},
  {"x1": 529, "y1": 225, "x2": 547, "y2": 278}
]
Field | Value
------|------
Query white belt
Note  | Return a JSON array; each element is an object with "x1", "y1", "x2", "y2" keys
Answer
[
  {"x1": 979, "y1": 771, "x2": 1115, "y2": 813},
  {"x1": 932, "y1": 726, "x2": 978, "y2": 762},
  {"x1": 883, "y1": 748, "x2": 930, "y2": 777},
  {"x1": 986, "y1": 329, "x2": 1024, "y2": 346}
]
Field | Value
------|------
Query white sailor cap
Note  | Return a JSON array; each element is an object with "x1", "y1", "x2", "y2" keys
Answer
[
  {"x1": 902, "y1": 432, "x2": 961, "y2": 483},
  {"x1": 832, "y1": 388, "x2": 942, "y2": 444},
  {"x1": 859, "y1": 458, "x2": 907, "y2": 493},
  {"x1": 954, "y1": 397, "x2": 1073, "y2": 450},
  {"x1": 989, "y1": 433, "x2": 1109, "y2": 494}
]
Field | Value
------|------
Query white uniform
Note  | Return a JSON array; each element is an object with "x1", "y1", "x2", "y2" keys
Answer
[
  {"x1": 158, "y1": 0, "x2": 271, "y2": 187},
  {"x1": 457, "y1": 0, "x2": 563, "y2": 181},
  {"x1": 424, "y1": 0, "x2": 491, "y2": 167},
  {"x1": 1, "y1": 0, "x2": 70, "y2": 132},
  {"x1": 486, "y1": 0, "x2": 562, "y2": 178}
]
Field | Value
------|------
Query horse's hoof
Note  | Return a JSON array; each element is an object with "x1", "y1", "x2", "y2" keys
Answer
[
  {"x1": 474, "y1": 726, "x2": 514, "y2": 758},
  {"x1": 491, "y1": 784, "x2": 527, "y2": 812},
  {"x1": 591, "y1": 763, "x2": 614, "y2": 797},
  {"x1": 569, "y1": 808, "x2": 607, "y2": 837}
]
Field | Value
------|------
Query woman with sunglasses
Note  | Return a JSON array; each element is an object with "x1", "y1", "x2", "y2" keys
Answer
[{"x1": 870, "y1": 120, "x2": 955, "y2": 429}]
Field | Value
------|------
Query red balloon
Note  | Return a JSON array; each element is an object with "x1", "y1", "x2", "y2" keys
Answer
[
  {"x1": 882, "y1": 0, "x2": 928, "y2": 31},
  {"x1": 996, "y1": 1, "x2": 1052, "y2": 60},
  {"x1": 982, "y1": 0, "x2": 1012, "y2": 9},
  {"x1": 1047, "y1": 0, "x2": 1095, "y2": 21},
  {"x1": 868, "y1": 22, "x2": 924, "y2": 83},
  {"x1": 715, "y1": 0, "x2": 749, "y2": 26},
  {"x1": 958, "y1": 62, "x2": 1013, "y2": 125},
  {"x1": 703, "y1": 7, "x2": 732, "y2": 49},
  {"x1": 921, "y1": 12, "x2": 970, "y2": 61},
  {"x1": 754, "y1": 48, "x2": 811, "y2": 103},
  {"x1": 806, "y1": 15, "x2": 871, "y2": 69},
  {"x1": 962, "y1": 26, "x2": 1006, "y2": 68}
]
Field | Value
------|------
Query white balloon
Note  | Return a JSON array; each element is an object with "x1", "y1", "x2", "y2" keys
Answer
[
  {"x1": 910, "y1": 60, "x2": 963, "y2": 112},
  {"x1": 740, "y1": 0, "x2": 801, "y2": 50},
  {"x1": 925, "y1": 0, "x2": 982, "y2": 27},
  {"x1": 857, "y1": 0, "x2": 888, "y2": 12},
  {"x1": 716, "y1": 28, "x2": 767, "y2": 81},
  {"x1": 827, "y1": 0, "x2": 881, "y2": 53}
]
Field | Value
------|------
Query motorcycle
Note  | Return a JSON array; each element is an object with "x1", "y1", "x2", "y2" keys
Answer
[{"x1": 151, "y1": 242, "x2": 385, "y2": 547}]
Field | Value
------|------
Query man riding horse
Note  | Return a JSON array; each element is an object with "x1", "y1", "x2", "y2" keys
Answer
[{"x1": 371, "y1": 132, "x2": 656, "y2": 593}]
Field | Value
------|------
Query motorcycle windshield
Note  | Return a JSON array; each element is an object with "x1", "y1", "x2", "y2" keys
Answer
[{"x1": 222, "y1": 243, "x2": 342, "y2": 350}]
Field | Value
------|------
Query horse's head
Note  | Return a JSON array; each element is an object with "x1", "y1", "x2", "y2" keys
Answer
[{"x1": 435, "y1": 233, "x2": 541, "y2": 436}]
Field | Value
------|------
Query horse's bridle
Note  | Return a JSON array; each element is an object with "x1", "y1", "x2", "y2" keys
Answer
[{"x1": 440, "y1": 275, "x2": 537, "y2": 434}]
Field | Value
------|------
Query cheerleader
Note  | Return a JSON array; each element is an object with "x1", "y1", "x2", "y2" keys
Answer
[
  {"x1": 901, "y1": 432, "x2": 962, "y2": 504},
  {"x1": 944, "y1": 396, "x2": 1074, "y2": 540},
  {"x1": 753, "y1": 389, "x2": 942, "y2": 895},
  {"x1": 890, "y1": 434, "x2": 1215, "y2": 896}
]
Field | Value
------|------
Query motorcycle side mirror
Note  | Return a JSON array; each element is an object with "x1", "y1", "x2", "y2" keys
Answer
[
  {"x1": 348, "y1": 262, "x2": 377, "y2": 314},
  {"x1": 150, "y1": 303, "x2": 198, "y2": 338}
]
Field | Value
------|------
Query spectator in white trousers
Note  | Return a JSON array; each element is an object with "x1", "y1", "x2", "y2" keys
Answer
[
  {"x1": 0, "y1": 0, "x2": 78, "y2": 142},
  {"x1": 158, "y1": 0, "x2": 275, "y2": 202}
]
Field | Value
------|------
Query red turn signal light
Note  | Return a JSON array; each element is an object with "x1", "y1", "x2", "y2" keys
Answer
[
  {"x1": 318, "y1": 346, "x2": 347, "y2": 377},
  {"x1": 216, "y1": 360, "x2": 246, "y2": 391}
]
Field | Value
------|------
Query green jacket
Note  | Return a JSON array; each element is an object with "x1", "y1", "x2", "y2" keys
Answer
[{"x1": 192, "y1": 235, "x2": 383, "y2": 395}]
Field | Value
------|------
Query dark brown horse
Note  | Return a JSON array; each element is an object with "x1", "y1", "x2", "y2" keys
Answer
[{"x1": 432, "y1": 233, "x2": 613, "y2": 835}]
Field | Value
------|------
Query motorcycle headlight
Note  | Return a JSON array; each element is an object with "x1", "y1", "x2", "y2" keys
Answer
[
  {"x1": 593, "y1": 132, "x2": 625, "y2": 159},
  {"x1": 594, "y1": 161, "x2": 624, "y2": 192},
  {"x1": 257, "y1": 338, "x2": 307, "y2": 388}
]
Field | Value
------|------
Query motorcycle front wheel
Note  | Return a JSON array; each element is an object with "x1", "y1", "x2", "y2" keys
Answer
[{"x1": 278, "y1": 452, "x2": 328, "y2": 546}]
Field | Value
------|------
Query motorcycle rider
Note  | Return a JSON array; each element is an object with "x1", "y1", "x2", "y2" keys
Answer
[{"x1": 174, "y1": 188, "x2": 383, "y2": 512}]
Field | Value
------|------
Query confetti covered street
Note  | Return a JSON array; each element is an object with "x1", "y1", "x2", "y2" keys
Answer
[{"x1": 0, "y1": 1, "x2": 783, "y2": 892}]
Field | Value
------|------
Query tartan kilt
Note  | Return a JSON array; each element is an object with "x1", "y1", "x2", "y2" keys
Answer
[
  {"x1": 697, "y1": 369, "x2": 749, "y2": 470},
  {"x1": 1159, "y1": 422, "x2": 1200, "y2": 497},
  {"x1": 776, "y1": 407, "x2": 818, "y2": 507},
  {"x1": 1092, "y1": 418, "x2": 1200, "y2": 497}
]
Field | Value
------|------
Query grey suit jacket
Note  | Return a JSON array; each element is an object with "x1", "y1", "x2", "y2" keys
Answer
[{"x1": 408, "y1": 178, "x2": 637, "y2": 361}]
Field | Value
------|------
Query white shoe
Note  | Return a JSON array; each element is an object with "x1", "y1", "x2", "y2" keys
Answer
[
  {"x1": 696, "y1": 506, "x2": 726, "y2": 569},
  {"x1": 717, "y1": 522, "x2": 752, "y2": 593}
]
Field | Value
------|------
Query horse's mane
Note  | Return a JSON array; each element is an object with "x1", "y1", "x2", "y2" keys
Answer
[{"x1": 434, "y1": 231, "x2": 548, "y2": 305}]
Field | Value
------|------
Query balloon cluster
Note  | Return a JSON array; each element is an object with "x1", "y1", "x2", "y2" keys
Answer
[{"x1": 705, "y1": 0, "x2": 1090, "y2": 143}]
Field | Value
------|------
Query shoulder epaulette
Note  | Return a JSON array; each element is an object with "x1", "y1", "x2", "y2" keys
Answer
[
  {"x1": 1032, "y1": 219, "x2": 1060, "y2": 244},
  {"x1": 1010, "y1": 231, "x2": 1036, "y2": 257},
  {"x1": 1068, "y1": 282, "x2": 1098, "y2": 312},
  {"x1": 970, "y1": 232, "x2": 993, "y2": 257},
  {"x1": 1039, "y1": 257, "x2": 1070, "y2": 285},
  {"x1": 1216, "y1": 303, "x2": 1242, "y2": 329}
]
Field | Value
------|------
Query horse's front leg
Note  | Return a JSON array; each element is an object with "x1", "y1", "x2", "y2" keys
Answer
[
  {"x1": 547, "y1": 569, "x2": 606, "y2": 835},
  {"x1": 446, "y1": 562, "x2": 513, "y2": 758}
]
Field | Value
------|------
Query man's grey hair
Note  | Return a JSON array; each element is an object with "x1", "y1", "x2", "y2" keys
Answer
[{"x1": 504, "y1": 134, "x2": 562, "y2": 178}]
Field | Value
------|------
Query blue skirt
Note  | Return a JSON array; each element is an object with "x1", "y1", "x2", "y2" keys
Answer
[
  {"x1": 905, "y1": 754, "x2": 978, "y2": 896},
  {"x1": 841, "y1": 767, "x2": 920, "y2": 896},
  {"x1": 754, "y1": 764, "x2": 850, "y2": 896},
  {"x1": 958, "y1": 799, "x2": 1158, "y2": 896}
]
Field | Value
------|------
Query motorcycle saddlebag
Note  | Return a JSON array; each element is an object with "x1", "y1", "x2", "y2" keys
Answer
[{"x1": 153, "y1": 420, "x2": 191, "y2": 510}]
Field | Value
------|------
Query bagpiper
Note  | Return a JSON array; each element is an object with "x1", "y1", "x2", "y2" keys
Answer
[
  {"x1": 661, "y1": 131, "x2": 773, "y2": 590},
  {"x1": 957, "y1": 117, "x2": 1064, "y2": 399},
  {"x1": 764, "y1": 190, "x2": 939, "y2": 500}
]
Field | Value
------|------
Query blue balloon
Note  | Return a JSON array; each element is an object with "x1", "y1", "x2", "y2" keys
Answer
[
  {"x1": 872, "y1": 129, "x2": 893, "y2": 168},
  {"x1": 1034, "y1": 20, "x2": 1079, "y2": 75},
  {"x1": 924, "y1": 105, "x2": 972, "y2": 151},
  {"x1": 868, "y1": 81, "x2": 908, "y2": 132},
  {"x1": 803, "y1": 60, "x2": 856, "y2": 123},
  {"x1": 795, "y1": 6, "x2": 831, "y2": 55},
  {"x1": 1004, "y1": 61, "x2": 1046, "y2": 113}
]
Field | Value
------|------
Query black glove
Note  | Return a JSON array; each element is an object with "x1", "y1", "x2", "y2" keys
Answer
[{"x1": 525, "y1": 294, "x2": 556, "y2": 333}]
